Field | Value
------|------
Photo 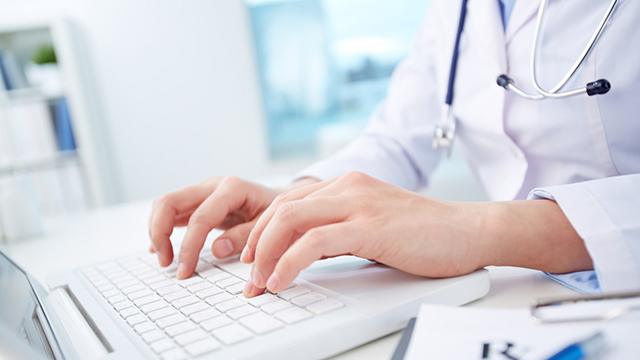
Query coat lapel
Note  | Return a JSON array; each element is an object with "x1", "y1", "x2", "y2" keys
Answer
[{"x1": 466, "y1": 0, "x2": 508, "y2": 73}]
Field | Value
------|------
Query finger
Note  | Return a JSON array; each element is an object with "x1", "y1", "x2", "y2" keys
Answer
[
  {"x1": 249, "y1": 196, "x2": 350, "y2": 288},
  {"x1": 242, "y1": 178, "x2": 338, "y2": 264},
  {"x1": 173, "y1": 211, "x2": 193, "y2": 227},
  {"x1": 211, "y1": 220, "x2": 256, "y2": 259},
  {"x1": 149, "y1": 182, "x2": 218, "y2": 267},
  {"x1": 149, "y1": 244, "x2": 155, "y2": 253},
  {"x1": 177, "y1": 177, "x2": 254, "y2": 279},
  {"x1": 266, "y1": 223, "x2": 361, "y2": 293}
]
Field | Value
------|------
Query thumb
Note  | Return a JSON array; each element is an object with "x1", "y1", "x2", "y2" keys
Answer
[{"x1": 211, "y1": 220, "x2": 256, "y2": 259}]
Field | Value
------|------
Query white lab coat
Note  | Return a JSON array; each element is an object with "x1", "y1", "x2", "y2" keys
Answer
[{"x1": 297, "y1": 0, "x2": 640, "y2": 294}]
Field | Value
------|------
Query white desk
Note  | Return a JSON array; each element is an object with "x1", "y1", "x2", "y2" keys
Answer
[{"x1": 0, "y1": 200, "x2": 578, "y2": 359}]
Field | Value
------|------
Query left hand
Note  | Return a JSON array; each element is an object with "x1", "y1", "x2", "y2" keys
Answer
[{"x1": 240, "y1": 171, "x2": 487, "y2": 297}]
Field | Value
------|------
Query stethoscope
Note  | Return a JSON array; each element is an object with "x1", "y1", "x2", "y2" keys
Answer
[{"x1": 432, "y1": 0, "x2": 618, "y2": 151}]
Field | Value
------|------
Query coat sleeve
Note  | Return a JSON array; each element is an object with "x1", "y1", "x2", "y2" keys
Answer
[
  {"x1": 528, "y1": 174, "x2": 640, "y2": 294},
  {"x1": 294, "y1": 1, "x2": 448, "y2": 191}
]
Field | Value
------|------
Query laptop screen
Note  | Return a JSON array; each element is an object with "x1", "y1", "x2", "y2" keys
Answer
[{"x1": 0, "y1": 251, "x2": 55, "y2": 359}]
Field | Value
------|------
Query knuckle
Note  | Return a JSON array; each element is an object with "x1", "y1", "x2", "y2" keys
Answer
[
  {"x1": 342, "y1": 171, "x2": 369, "y2": 183},
  {"x1": 277, "y1": 255, "x2": 295, "y2": 273},
  {"x1": 155, "y1": 193, "x2": 174, "y2": 208},
  {"x1": 274, "y1": 202, "x2": 297, "y2": 222},
  {"x1": 272, "y1": 192, "x2": 290, "y2": 206},
  {"x1": 305, "y1": 228, "x2": 328, "y2": 250},
  {"x1": 220, "y1": 175, "x2": 242, "y2": 188},
  {"x1": 188, "y1": 211, "x2": 212, "y2": 227}
]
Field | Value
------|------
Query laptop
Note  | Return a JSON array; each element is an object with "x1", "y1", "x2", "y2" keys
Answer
[{"x1": 0, "y1": 242, "x2": 489, "y2": 360}]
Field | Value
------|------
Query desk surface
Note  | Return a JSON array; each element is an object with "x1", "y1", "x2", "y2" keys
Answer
[{"x1": 1, "y1": 201, "x2": 577, "y2": 360}]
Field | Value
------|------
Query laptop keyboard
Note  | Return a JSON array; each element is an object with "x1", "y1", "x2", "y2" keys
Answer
[{"x1": 81, "y1": 252, "x2": 344, "y2": 359}]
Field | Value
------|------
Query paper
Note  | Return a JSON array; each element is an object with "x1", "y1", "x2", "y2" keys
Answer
[{"x1": 404, "y1": 301, "x2": 640, "y2": 360}]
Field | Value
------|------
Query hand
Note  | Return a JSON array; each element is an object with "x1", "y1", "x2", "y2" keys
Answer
[
  {"x1": 148, "y1": 176, "x2": 280, "y2": 279},
  {"x1": 240, "y1": 171, "x2": 486, "y2": 297},
  {"x1": 240, "y1": 171, "x2": 593, "y2": 298}
]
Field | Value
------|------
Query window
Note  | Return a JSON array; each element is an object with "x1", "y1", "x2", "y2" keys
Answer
[{"x1": 246, "y1": 0, "x2": 431, "y2": 158}]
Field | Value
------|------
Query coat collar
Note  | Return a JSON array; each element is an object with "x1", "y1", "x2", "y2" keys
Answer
[
  {"x1": 505, "y1": 0, "x2": 541, "y2": 42},
  {"x1": 466, "y1": 0, "x2": 507, "y2": 73}
]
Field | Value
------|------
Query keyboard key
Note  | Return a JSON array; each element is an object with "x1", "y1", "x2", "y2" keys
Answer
[
  {"x1": 156, "y1": 314, "x2": 187, "y2": 329},
  {"x1": 174, "y1": 276, "x2": 204, "y2": 288},
  {"x1": 113, "y1": 301, "x2": 133, "y2": 311},
  {"x1": 194, "y1": 263, "x2": 213, "y2": 274},
  {"x1": 97, "y1": 284, "x2": 115, "y2": 293},
  {"x1": 127, "y1": 314, "x2": 147, "y2": 326},
  {"x1": 102, "y1": 289, "x2": 120, "y2": 298},
  {"x1": 227, "y1": 305, "x2": 258, "y2": 320},
  {"x1": 134, "y1": 322, "x2": 156, "y2": 334},
  {"x1": 291, "y1": 292, "x2": 326, "y2": 307},
  {"x1": 119, "y1": 307, "x2": 139, "y2": 319},
  {"x1": 275, "y1": 307, "x2": 313, "y2": 324},
  {"x1": 277, "y1": 286, "x2": 311, "y2": 301},
  {"x1": 134, "y1": 294, "x2": 160, "y2": 307},
  {"x1": 110, "y1": 274, "x2": 133, "y2": 283},
  {"x1": 143, "y1": 274, "x2": 166, "y2": 285},
  {"x1": 216, "y1": 277, "x2": 242, "y2": 288},
  {"x1": 199, "y1": 253, "x2": 217, "y2": 264},
  {"x1": 150, "y1": 279, "x2": 173, "y2": 290},
  {"x1": 157, "y1": 285, "x2": 183, "y2": 296},
  {"x1": 164, "y1": 290, "x2": 190, "y2": 302},
  {"x1": 172, "y1": 296, "x2": 199, "y2": 309},
  {"x1": 261, "y1": 300, "x2": 293, "y2": 314},
  {"x1": 174, "y1": 329, "x2": 207, "y2": 346},
  {"x1": 148, "y1": 307, "x2": 177, "y2": 321},
  {"x1": 212, "y1": 324, "x2": 252, "y2": 345},
  {"x1": 165, "y1": 321, "x2": 196, "y2": 337},
  {"x1": 190, "y1": 308, "x2": 220, "y2": 324},
  {"x1": 127, "y1": 289, "x2": 154, "y2": 300},
  {"x1": 239, "y1": 312, "x2": 284, "y2": 334},
  {"x1": 150, "y1": 339, "x2": 175, "y2": 353},
  {"x1": 184, "y1": 338, "x2": 221, "y2": 357},
  {"x1": 226, "y1": 282, "x2": 245, "y2": 295},
  {"x1": 197, "y1": 267, "x2": 221, "y2": 278},
  {"x1": 205, "y1": 292, "x2": 233, "y2": 305},
  {"x1": 200, "y1": 316, "x2": 232, "y2": 331},
  {"x1": 142, "y1": 330, "x2": 164, "y2": 343},
  {"x1": 140, "y1": 301, "x2": 168, "y2": 314},
  {"x1": 206, "y1": 273, "x2": 231, "y2": 283},
  {"x1": 180, "y1": 302, "x2": 210, "y2": 316},
  {"x1": 161, "y1": 348, "x2": 187, "y2": 360},
  {"x1": 306, "y1": 298, "x2": 344, "y2": 315},
  {"x1": 121, "y1": 284, "x2": 146, "y2": 295},
  {"x1": 247, "y1": 294, "x2": 278, "y2": 307},
  {"x1": 108, "y1": 295, "x2": 126, "y2": 304},
  {"x1": 187, "y1": 282, "x2": 214, "y2": 293},
  {"x1": 195, "y1": 287, "x2": 223, "y2": 299},
  {"x1": 215, "y1": 298, "x2": 244, "y2": 313},
  {"x1": 136, "y1": 270, "x2": 159, "y2": 280},
  {"x1": 116, "y1": 279, "x2": 140, "y2": 289}
]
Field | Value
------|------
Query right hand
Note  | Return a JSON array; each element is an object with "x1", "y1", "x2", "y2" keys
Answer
[{"x1": 148, "y1": 176, "x2": 280, "y2": 279}]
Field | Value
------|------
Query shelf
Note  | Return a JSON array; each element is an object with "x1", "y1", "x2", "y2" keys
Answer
[
  {"x1": 0, "y1": 151, "x2": 78, "y2": 175},
  {"x1": 0, "y1": 86, "x2": 65, "y2": 103}
]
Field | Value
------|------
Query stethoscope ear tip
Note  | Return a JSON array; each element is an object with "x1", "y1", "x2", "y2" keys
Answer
[{"x1": 586, "y1": 79, "x2": 611, "y2": 96}]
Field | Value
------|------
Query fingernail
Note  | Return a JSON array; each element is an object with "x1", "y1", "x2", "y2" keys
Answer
[
  {"x1": 240, "y1": 246, "x2": 249, "y2": 263},
  {"x1": 243, "y1": 280, "x2": 254, "y2": 296},
  {"x1": 252, "y1": 269, "x2": 262, "y2": 287},
  {"x1": 176, "y1": 262, "x2": 187, "y2": 279},
  {"x1": 267, "y1": 273, "x2": 279, "y2": 292},
  {"x1": 213, "y1": 238, "x2": 233, "y2": 258}
]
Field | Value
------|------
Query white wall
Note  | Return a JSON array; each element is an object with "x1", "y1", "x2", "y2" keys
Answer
[
  {"x1": 0, "y1": 0, "x2": 487, "y2": 203},
  {"x1": 0, "y1": 0, "x2": 281, "y2": 202}
]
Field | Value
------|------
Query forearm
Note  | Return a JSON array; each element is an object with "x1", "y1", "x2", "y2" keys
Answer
[{"x1": 477, "y1": 200, "x2": 594, "y2": 273}]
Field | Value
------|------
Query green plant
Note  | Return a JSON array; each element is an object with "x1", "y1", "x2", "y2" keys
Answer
[{"x1": 31, "y1": 44, "x2": 57, "y2": 65}]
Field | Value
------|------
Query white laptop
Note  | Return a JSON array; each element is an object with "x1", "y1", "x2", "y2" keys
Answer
[{"x1": 0, "y1": 243, "x2": 489, "y2": 360}]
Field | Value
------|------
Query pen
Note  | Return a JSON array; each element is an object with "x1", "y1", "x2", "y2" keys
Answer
[{"x1": 546, "y1": 332, "x2": 606, "y2": 360}]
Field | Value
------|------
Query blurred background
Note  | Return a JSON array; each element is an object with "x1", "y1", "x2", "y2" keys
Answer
[{"x1": 0, "y1": 0, "x2": 486, "y2": 240}]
